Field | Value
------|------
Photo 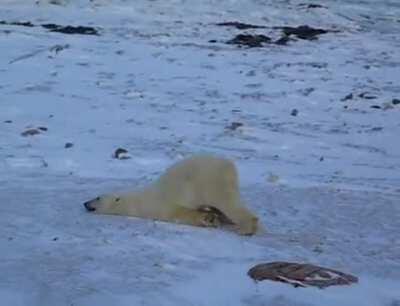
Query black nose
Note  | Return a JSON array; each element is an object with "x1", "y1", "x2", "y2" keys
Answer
[{"x1": 84, "y1": 200, "x2": 96, "y2": 212}]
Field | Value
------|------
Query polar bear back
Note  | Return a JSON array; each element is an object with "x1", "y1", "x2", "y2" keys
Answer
[{"x1": 155, "y1": 155, "x2": 241, "y2": 211}]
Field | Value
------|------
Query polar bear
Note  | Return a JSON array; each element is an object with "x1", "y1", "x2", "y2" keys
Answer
[{"x1": 83, "y1": 155, "x2": 260, "y2": 235}]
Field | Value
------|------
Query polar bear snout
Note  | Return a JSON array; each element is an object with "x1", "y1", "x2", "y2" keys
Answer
[{"x1": 83, "y1": 199, "x2": 97, "y2": 212}]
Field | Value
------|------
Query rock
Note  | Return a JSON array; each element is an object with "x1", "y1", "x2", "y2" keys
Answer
[
  {"x1": 0, "y1": 20, "x2": 99, "y2": 35},
  {"x1": 0, "y1": 20, "x2": 34, "y2": 27},
  {"x1": 248, "y1": 262, "x2": 358, "y2": 289},
  {"x1": 274, "y1": 35, "x2": 291, "y2": 45},
  {"x1": 113, "y1": 147, "x2": 131, "y2": 160},
  {"x1": 226, "y1": 122, "x2": 244, "y2": 131},
  {"x1": 370, "y1": 105, "x2": 381, "y2": 109},
  {"x1": 341, "y1": 93, "x2": 353, "y2": 101},
  {"x1": 300, "y1": 3, "x2": 326, "y2": 9},
  {"x1": 281, "y1": 25, "x2": 328, "y2": 40},
  {"x1": 392, "y1": 98, "x2": 400, "y2": 105},
  {"x1": 64, "y1": 142, "x2": 74, "y2": 149},
  {"x1": 42, "y1": 24, "x2": 99, "y2": 35},
  {"x1": 290, "y1": 109, "x2": 299, "y2": 116},
  {"x1": 216, "y1": 21, "x2": 266, "y2": 30},
  {"x1": 21, "y1": 128, "x2": 41, "y2": 137},
  {"x1": 227, "y1": 34, "x2": 271, "y2": 48},
  {"x1": 358, "y1": 92, "x2": 377, "y2": 99}
]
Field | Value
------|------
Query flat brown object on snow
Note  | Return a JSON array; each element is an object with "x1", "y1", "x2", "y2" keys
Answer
[{"x1": 248, "y1": 262, "x2": 358, "y2": 288}]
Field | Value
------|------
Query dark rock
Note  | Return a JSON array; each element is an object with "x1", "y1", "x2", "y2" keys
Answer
[
  {"x1": 358, "y1": 92, "x2": 377, "y2": 99},
  {"x1": 392, "y1": 98, "x2": 400, "y2": 105},
  {"x1": 299, "y1": 3, "x2": 325, "y2": 9},
  {"x1": 21, "y1": 128, "x2": 41, "y2": 137},
  {"x1": 4, "y1": 120, "x2": 12, "y2": 123},
  {"x1": 208, "y1": 39, "x2": 217, "y2": 43},
  {"x1": 370, "y1": 105, "x2": 381, "y2": 109},
  {"x1": 42, "y1": 24, "x2": 99, "y2": 35},
  {"x1": 227, "y1": 34, "x2": 271, "y2": 48},
  {"x1": 281, "y1": 25, "x2": 328, "y2": 40},
  {"x1": 113, "y1": 147, "x2": 130, "y2": 159},
  {"x1": 248, "y1": 262, "x2": 358, "y2": 288},
  {"x1": 64, "y1": 142, "x2": 74, "y2": 149},
  {"x1": 291, "y1": 109, "x2": 299, "y2": 116},
  {"x1": 341, "y1": 93, "x2": 353, "y2": 101},
  {"x1": 0, "y1": 20, "x2": 100, "y2": 36},
  {"x1": 0, "y1": 20, "x2": 34, "y2": 27},
  {"x1": 216, "y1": 21, "x2": 267, "y2": 30},
  {"x1": 226, "y1": 122, "x2": 244, "y2": 131},
  {"x1": 274, "y1": 35, "x2": 291, "y2": 45},
  {"x1": 37, "y1": 126, "x2": 48, "y2": 131}
]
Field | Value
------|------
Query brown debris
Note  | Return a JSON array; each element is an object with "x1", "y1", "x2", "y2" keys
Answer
[{"x1": 248, "y1": 262, "x2": 358, "y2": 289}]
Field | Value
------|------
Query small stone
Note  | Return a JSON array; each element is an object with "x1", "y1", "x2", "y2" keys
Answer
[
  {"x1": 113, "y1": 147, "x2": 131, "y2": 159},
  {"x1": 226, "y1": 34, "x2": 271, "y2": 48},
  {"x1": 4, "y1": 120, "x2": 12, "y2": 123},
  {"x1": 370, "y1": 105, "x2": 381, "y2": 109},
  {"x1": 226, "y1": 122, "x2": 243, "y2": 131},
  {"x1": 21, "y1": 128, "x2": 40, "y2": 137},
  {"x1": 358, "y1": 92, "x2": 377, "y2": 100},
  {"x1": 341, "y1": 93, "x2": 353, "y2": 101},
  {"x1": 290, "y1": 109, "x2": 299, "y2": 116},
  {"x1": 64, "y1": 142, "x2": 74, "y2": 149},
  {"x1": 392, "y1": 98, "x2": 400, "y2": 105},
  {"x1": 38, "y1": 126, "x2": 48, "y2": 131}
]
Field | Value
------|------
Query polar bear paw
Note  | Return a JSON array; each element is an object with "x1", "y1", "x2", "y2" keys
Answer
[
  {"x1": 237, "y1": 216, "x2": 259, "y2": 235},
  {"x1": 200, "y1": 211, "x2": 221, "y2": 228}
]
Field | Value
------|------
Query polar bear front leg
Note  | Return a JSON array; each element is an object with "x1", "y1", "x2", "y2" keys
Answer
[
  {"x1": 171, "y1": 207, "x2": 221, "y2": 228},
  {"x1": 221, "y1": 205, "x2": 259, "y2": 235}
]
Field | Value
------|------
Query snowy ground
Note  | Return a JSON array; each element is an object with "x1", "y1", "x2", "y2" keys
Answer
[{"x1": 1, "y1": 0, "x2": 399, "y2": 305}]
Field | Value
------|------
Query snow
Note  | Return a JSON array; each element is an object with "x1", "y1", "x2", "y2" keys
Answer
[{"x1": 1, "y1": 0, "x2": 399, "y2": 305}]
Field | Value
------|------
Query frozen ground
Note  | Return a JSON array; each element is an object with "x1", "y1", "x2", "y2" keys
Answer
[{"x1": 1, "y1": 0, "x2": 399, "y2": 305}]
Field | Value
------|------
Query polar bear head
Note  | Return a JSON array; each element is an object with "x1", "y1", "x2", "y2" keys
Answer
[{"x1": 83, "y1": 194, "x2": 125, "y2": 214}]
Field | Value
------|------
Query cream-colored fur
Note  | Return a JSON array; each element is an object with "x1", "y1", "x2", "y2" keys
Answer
[{"x1": 84, "y1": 155, "x2": 260, "y2": 235}]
